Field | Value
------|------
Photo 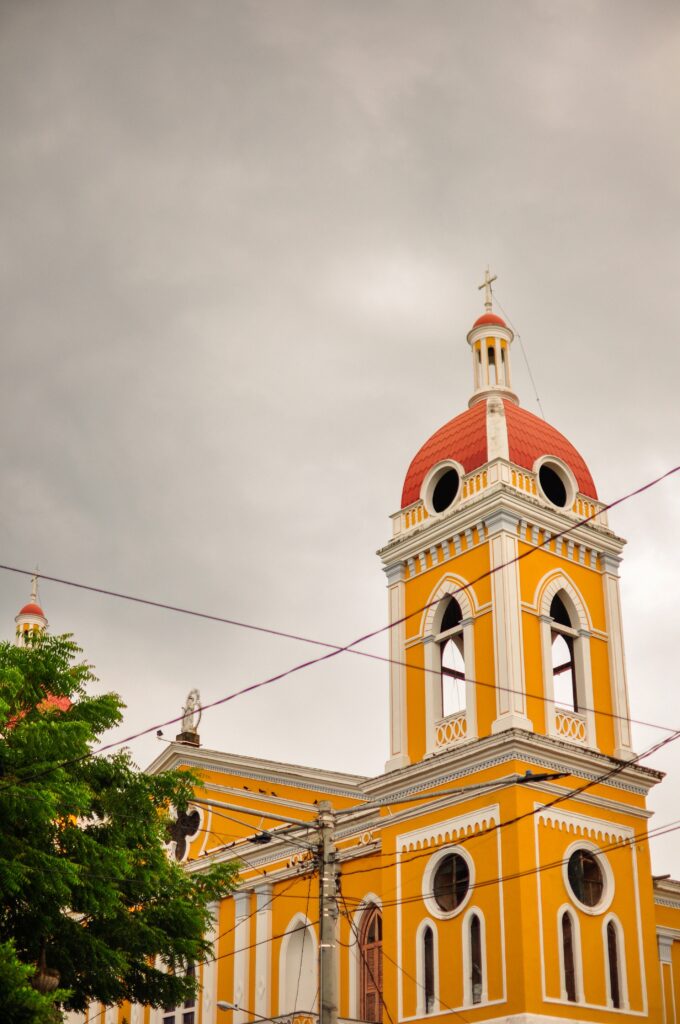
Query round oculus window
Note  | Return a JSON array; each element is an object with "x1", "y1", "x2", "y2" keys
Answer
[
  {"x1": 431, "y1": 468, "x2": 461, "y2": 514},
  {"x1": 539, "y1": 463, "x2": 569, "y2": 508},
  {"x1": 567, "y1": 849, "x2": 604, "y2": 907},
  {"x1": 432, "y1": 852, "x2": 470, "y2": 913}
]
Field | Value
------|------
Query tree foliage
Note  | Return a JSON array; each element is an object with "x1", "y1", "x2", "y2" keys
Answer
[{"x1": 0, "y1": 634, "x2": 237, "y2": 1014}]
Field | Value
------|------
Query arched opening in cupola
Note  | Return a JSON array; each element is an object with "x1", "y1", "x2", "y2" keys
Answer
[{"x1": 487, "y1": 345, "x2": 497, "y2": 385}]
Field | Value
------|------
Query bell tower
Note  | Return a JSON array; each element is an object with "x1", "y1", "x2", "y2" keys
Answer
[{"x1": 379, "y1": 274, "x2": 634, "y2": 770}]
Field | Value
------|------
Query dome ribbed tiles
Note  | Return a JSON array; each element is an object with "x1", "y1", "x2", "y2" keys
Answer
[{"x1": 401, "y1": 399, "x2": 597, "y2": 508}]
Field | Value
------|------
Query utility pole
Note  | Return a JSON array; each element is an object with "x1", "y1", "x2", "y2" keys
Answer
[{"x1": 316, "y1": 800, "x2": 338, "y2": 1024}]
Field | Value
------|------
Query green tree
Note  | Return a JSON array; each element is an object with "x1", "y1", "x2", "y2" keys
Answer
[{"x1": 0, "y1": 633, "x2": 237, "y2": 1016}]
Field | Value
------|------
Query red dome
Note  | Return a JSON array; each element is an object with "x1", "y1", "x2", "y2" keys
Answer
[
  {"x1": 472, "y1": 312, "x2": 507, "y2": 329},
  {"x1": 18, "y1": 602, "x2": 45, "y2": 618},
  {"x1": 401, "y1": 399, "x2": 597, "y2": 508}
]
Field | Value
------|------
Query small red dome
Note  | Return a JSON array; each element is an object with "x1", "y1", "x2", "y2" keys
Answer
[
  {"x1": 401, "y1": 399, "x2": 597, "y2": 508},
  {"x1": 19, "y1": 602, "x2": 45, "y2": 618},
  {"x1": 472, "y1": 312, "x2": 507, "y2": 329}
]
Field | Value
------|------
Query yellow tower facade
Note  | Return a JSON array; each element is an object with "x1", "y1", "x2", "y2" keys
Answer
[
  {"x1": 376, "y1": 277, "x2": 665, "y2": 1020},
  {"x1": 91, "y1": 275, "x2": 680, "y2": 1024}
]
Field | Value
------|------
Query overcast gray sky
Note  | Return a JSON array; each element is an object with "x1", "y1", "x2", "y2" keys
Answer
[{"x1": 1, "y1": 0, "x2": 679, "y2": 869}]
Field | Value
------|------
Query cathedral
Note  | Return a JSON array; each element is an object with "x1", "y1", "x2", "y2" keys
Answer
[{"x1": 34, "y1": 275, "x2": 680, "y2": 1022}]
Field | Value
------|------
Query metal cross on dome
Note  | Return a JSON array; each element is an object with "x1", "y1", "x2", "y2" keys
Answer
[{"x1": 478, "y1": 266, "x2": 497, "y2": 312}]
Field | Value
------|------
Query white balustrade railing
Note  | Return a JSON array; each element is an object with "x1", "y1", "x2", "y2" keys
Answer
[
  {"x1": 555, "y1": 708, "x2": 587, "y2": 744},
  {"x1": 435, "y1": 710, "x2": 468, "y2": 748}
]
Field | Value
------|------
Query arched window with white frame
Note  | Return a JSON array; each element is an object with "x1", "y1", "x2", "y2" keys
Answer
[
  {"x1": 279, "y1": 915, "x2": 317, "y2": 1015},
  {"x1": 415, "y1": 920, "x2": 439, "y2": 1016},
  {"x1": 359, "y1": 904, "x2": 383, "y2": 1023},
  {"x1": 422, "y1": 579, "x2": 477, "y2": 752},
  {"x1": 559, "y1": 909, "x2": 582, "y2": 1004},
  {"x1": 550, "y1": 594, "x2": 578, "y2": 710},
  {"x1": 604, "y1": 915, "x2": 627, "y2": 1010},
  {"x1": 462, "y1": 908, "x2": 486, "y2": 1006},
  {"x1": 423, "y1": 926, "x2": 435, "y2": 1014},
  {"x1": 537, "y1": 575, "x2": 596, "y2": 748},
  {"x1": 439, "y1": 597, "x2": 466, "y2": 718}
]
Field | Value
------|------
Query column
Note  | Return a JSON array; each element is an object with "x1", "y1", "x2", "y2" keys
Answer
[
  {"x1": 254, "y1": 884, "x2": 273, "y2": 1020},
  {"x1": 487, "y1": 509, "x2": 533, "y2": 733},
  {"x1": 601, "y1": 553, "x2": 634, "y2": 758},
  {"x1": 233, "y1": 891, "x2": 251, "y2": 1024},
  {"x1": 201, "y1": 901, "x2": 220, "y2": 1024},
  {"x1": 385, "y1": 562, "x2": 409, "y2": 770}
]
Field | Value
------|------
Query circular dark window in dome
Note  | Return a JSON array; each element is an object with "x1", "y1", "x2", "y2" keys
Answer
[
  {"x1": 431, "y1": 468, "x2": 460, "y2": 513},
  {"x1": 567, "y1": 849, "x2": 604, "y2": 907},
  {"x1": 432, "y1": 852, "x2": 470, "y2": 912},
  {"x1": 539, "y1": 463, "x2": 568, "y2": 508}
]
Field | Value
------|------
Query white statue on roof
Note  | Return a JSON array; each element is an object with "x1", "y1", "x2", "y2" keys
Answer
[{"x1": 181, "y1": 688, "x2": 202, "y2": 735}]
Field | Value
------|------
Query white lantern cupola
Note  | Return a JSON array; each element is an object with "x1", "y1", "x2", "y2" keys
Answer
[{"x1": 467, "y1": 268, "x2": 518, "y2": 408}]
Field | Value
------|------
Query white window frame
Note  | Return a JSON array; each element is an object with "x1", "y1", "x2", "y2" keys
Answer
[
  {"x1": 422, "y1": 845, "x2": 475, "y2": 921},
  {"x1": 278, "y1": 912, "x2": 318, "y2": 1016},
  {"x1": 421, "y1": 577, "x2": 478, "y2": 753},
  {"x1": 415, "y1": 918, "x2": 440, "y2": 1016},
  {"x1": 537, "y1": 572, "x2": 596, "y2": 749},
  {"x1": 462, "y1": 906, "x2": 488, "y2": 1007},
  {"x1": 348, "y1": 894, "x2": 382, "y2": 1020},
  {"x1": 603, "y1": 913, "x2": 629, "y2": 1010},
  {"x1": 557, "y1": 905, "x2": 584, "y2": 1004},
  {"x1": 562, "y1": 839, "x2": 614, "y2": 916}
]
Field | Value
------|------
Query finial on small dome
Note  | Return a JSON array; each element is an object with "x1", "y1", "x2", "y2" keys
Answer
[
  {"x1": 30, "y1": 571, "x2": 39, "y2": 605},
  {"x1": 478, "y1": 266, "x2": 497, "y2": 313}
]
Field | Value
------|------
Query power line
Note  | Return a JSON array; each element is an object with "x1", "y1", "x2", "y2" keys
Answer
[
  {"x1": 336, "y1": 903, "x2": 471, "y2": 1024},
  {"x1": 492, "y1": 290, "x2": 545, "y2": 419},
  {"x1": 340, "y1": 722, "x2": 680, "y2": 879},
  {"x1": 2, "y1": 460, "x2": 678, "y2": 797},
  {"x1": 292, "y1": 872, "x2": 314, "y2": 1015},
  {"x1": 338, "y1": 892, "x2": 395, "y2": 1024},
  {"x1": 200, "y1": 919, "x2": 320, "y2": 969},
  {"x1": 340, "y1": 816, "x2": 680, "y2": 911},
  {"x1": 212, "y1": 877, "x2": 300, "y2": 947}
]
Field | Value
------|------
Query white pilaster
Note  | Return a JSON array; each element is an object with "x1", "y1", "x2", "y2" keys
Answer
[
  {"x1": 201, "y1": 902, "x2": 220, "y2": 1024},
  {"x1": 486, "y1": 396, "x2": 510, "y2": 461},
  {"x1": 576, "y1": 628, "x2": 597, "y2": 748},
  {"x1": 486, "y1": 509, "x2": 533, "y2": 733},
  {"x1": 254, "y1": 884, "x2": 273, "y2": 1019},
  {"x1": 385, "y1": 562, "x2": 410, "y2": 771},
  {"x1": 601, "y1": 553, "x2": 635, "y2": 758},
  {"x1": 233, "y1": 891, "x2": 251, "y2": 1024},
  {"x1": 423, "y1": 635, "x2": 439, "y2": 754}
]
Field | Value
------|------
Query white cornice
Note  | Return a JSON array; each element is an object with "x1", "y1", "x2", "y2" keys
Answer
[
  {"x1": 363, "y1": 729, "x2": 663, "y2": 798},
  {"x1": 379, "y1": 475, "x2": 623, "y2": 568},
  {"x1": 654, "y1": 878, "x2": 680, "y2": 909},
  {"x1": 145, "y1": 744, "x2": 368, "y2": 796}
]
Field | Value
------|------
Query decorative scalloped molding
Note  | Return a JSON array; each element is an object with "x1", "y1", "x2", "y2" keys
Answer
[
  {"x1": 397, "y1": 803, "x2": 500, "y2": 853},
  {"x1": 537, "y1": 807, "x2": 632, "y2": 844},
  {"x1": 655, "y1": 897, "x2": 680, "y2": 909}
]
